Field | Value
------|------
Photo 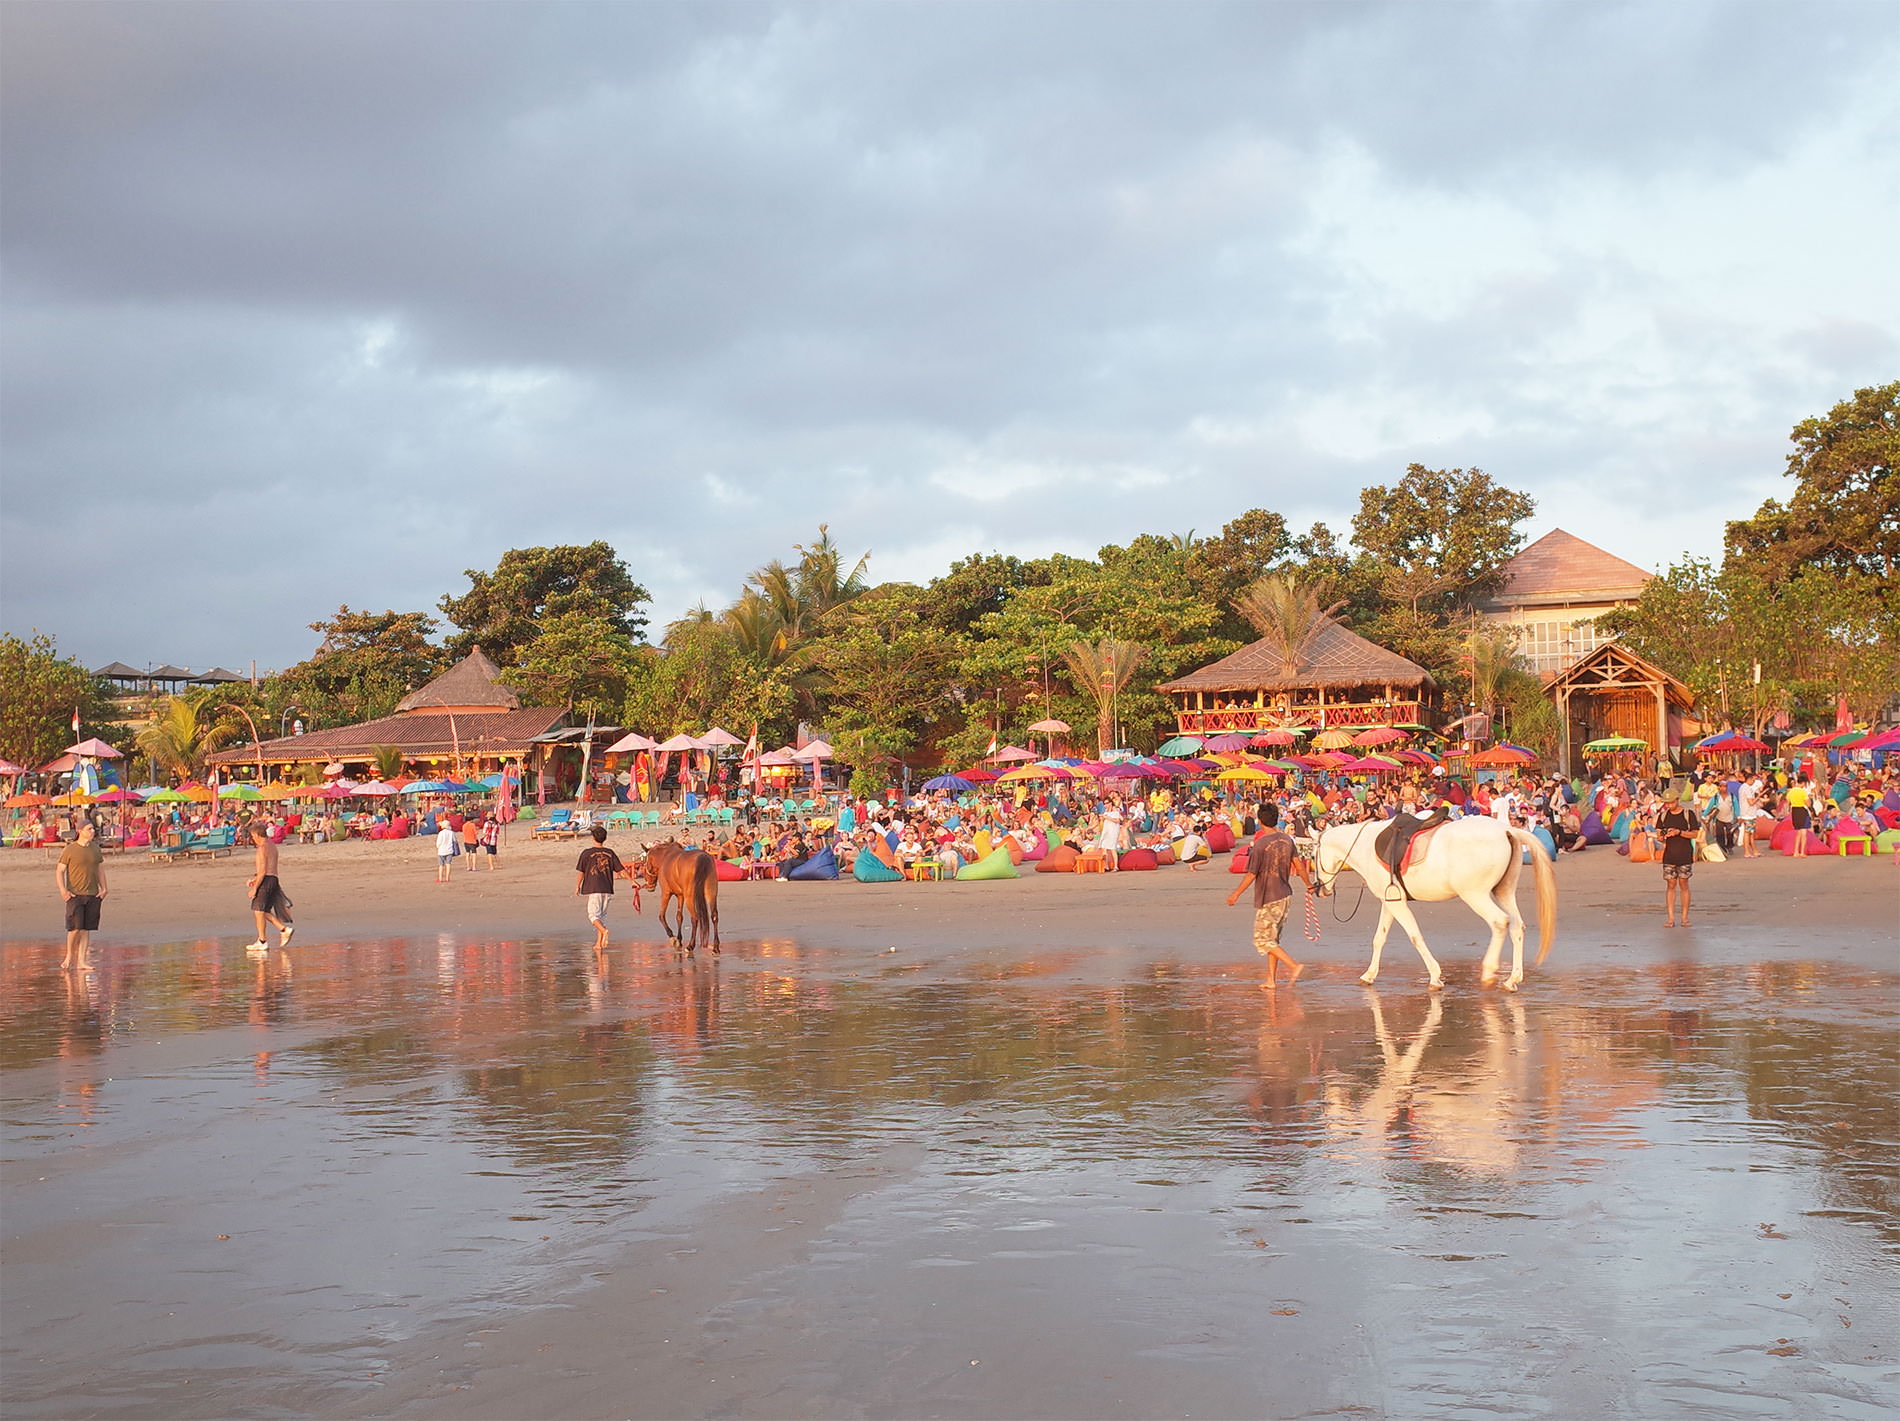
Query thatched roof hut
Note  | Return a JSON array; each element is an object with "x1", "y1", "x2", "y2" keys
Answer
[{"x1": 1159, "y1": 622, "x2": 1436, "y2": 735}]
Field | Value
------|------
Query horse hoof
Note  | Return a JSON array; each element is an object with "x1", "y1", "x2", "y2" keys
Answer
[
  {"x1": 1359, "y1": 973, "x2": 1377, "y2": 986},
  {"x1": 1479, "y1": 974, "x2": 1497, "y2": 987},
  {"x1": 1504, "y1": 979, "x2": 1521, "y2": 992},
  {"x1": 1429, "y1": 979, "x2": 1445, "y2": 991}
]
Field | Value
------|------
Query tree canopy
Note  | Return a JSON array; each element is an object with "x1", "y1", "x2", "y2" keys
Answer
[{"x1": 440, "y1": 542, "x2": 651, "y2": 664}]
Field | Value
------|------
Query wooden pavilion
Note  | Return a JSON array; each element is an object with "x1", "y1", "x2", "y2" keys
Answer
[
  {"x1": 1159, "y1": 621, "x2": 1438, "y2": 735},
  {"x1": 1547, "y1": 641, "x2": 1696, "y2": 775}
]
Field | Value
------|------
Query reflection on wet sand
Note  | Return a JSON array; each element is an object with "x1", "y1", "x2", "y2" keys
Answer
[{"x1": 2, "y1": 937, "x2": 1895, "y2": 1419}]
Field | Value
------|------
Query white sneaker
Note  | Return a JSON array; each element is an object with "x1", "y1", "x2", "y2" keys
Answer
[
  {"x1": 279, "y1": 926, "x2": 295, "y2": 948},
  {"x1": 245, "y1": 940, "x2": 268, "y2": 954}
]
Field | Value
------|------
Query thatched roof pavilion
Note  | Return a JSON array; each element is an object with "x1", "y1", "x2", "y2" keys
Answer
[{"x1": 1159, "y1": 621, "x2": 1437, "y2": 735}]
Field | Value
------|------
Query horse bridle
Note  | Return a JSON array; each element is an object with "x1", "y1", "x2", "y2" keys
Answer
[{"x1": 1312, "y1": 821, "x2": 1378, "y2": 898}]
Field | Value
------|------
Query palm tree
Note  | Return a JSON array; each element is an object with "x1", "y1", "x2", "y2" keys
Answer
[
  {"x1": 1467, "y1": 624, "x2": 1523, "y2": 719},
  {"x1": 370, "y1": 744, "x2": 406, "y2": 782},
  {"x1": 135, "y1": 696, "x2": 236, "y2": 782},
  {"x1": 1062, "y1": 638, "x2": 1146, "y2": 755},
  {"x1": 1235, "y1": 574, "x2": 1344, "y2": 675}
]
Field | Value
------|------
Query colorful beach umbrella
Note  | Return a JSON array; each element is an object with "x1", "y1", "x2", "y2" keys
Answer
[
  {"x1": 1581, "y1": 736, "x2": 1646, "y2": 753},
  {"x1": 1216, "y1": 766, "x2": 1271, "y2": 781},
  {"x1": 1251, "y1": 729, "x2": 1302, "y2": 746},
  {"x1": 1156, "y1": 736, "x2": 1203, "y2": 756},
  {"x1": 956, "y1": 767, "x2": 1000, "y2": 783},
  {"x1": 218, "y1": 784, "x2": 265, "y2": 801},
  {"x1": 1312, "y1": 729, "x2": 1356, "y2": 749},
  {"x1": 1353, "y1": 727, "x2": 1408, "y2": 746},
  {"x1": 922, "y1": 775, "x2": 974, "y2": 792}
]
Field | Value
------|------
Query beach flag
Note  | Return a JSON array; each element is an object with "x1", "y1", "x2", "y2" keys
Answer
[
  {"x1": 741, "y1": 727, "x2": 759, "y2": 785},
  {"x1": 71, "y1": 706, "x2": 80, "y2": 735},
  {"x1": 633, "y1": 752, "x2": 653, "y2": 802},
  {"x1": 985, "y1": 734, "x2": 998, "y2": 757}
]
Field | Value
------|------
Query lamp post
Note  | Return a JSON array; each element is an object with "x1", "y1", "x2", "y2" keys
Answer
[
  {"x1": 221, "y1": 703, "x2": 266, "y2": 783},
  {"x1": 279, "y1": 705, "x2": 303, "y2": 738}
]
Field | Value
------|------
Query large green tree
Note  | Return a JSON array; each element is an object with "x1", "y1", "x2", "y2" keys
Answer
[
  {"x1": 1725, "y1": 381, "x2": 1899, "y2": 581},
  {"x1": 440, "y1": 543, "x2": 650, "y2": 663},
  {"x1": 1350, "y1": 465, "x2": 1536, "y2": 605},
  {"x1": 502, "y1": 610, "x2": 642, "y2": 723},
  {"x1": 277, "y1": 606, "x2": 441, "y2": 728},
  {"x1": 0, "y1": 633, "x2": 119, "y2": 768}
]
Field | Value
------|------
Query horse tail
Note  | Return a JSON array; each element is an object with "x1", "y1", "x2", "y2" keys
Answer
[
  {"x1": 1506, "y1": 827, "x2": 1558, "y2": 964},
  {"x1": 689, "y1": 853, "x2": 714, "y2": 949}
]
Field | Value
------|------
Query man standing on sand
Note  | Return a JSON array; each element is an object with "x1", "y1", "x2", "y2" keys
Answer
[
  {"x1": 56, "y1": 822, "x2": 106, "y2": 971},
  {"x1": 1226, "y1": 802, "x2": 1310, "y2": 988},
  {"x1": 1657, "y1": 787, "x2": 1699, "y2": 928},
  {"x1": 244, "y1": 817, "x2": 295, "y2": 951},
  {"x1": 575, "y1": 824, "x2": 630, "y2": 949},
  {"x1": 435, "y1": 820, "x2": 457, "y2": 883}
]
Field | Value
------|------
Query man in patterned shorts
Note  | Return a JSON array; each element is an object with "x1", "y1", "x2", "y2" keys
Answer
[{"x1": 1226, "y1": 802, "x2": 1311, "y2": 987}]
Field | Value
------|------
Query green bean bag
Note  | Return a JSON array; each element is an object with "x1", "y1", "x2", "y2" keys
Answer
[
  {"x1": 854, "y1": 851, "x2": 905, "y2": 883},
  {"x1": 1875, "y1": 828, "x2": 1900, "y2": 854},
  {"x1": 956, "y1": 846, "x2": 1019, "y2": 881}
]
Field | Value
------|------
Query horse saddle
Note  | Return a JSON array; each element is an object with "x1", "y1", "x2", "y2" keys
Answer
[{"x1": 1374, "y1": 807, "x2": 1449, "y2": 900}]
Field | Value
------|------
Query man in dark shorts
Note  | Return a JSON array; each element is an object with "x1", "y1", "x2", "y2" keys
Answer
[
  {"x1": 1657, "y1": 787, "x2": 1699, "y2": 928},
  {"x1": 56, "y1": 822, "x2": 107, "y2": 971},
  {"x1": 575, "y1": 824, "x2": 630, "y2": 948},
  {"x1": 1225, "y1": 802, "x2": 1311, "y2": 987},
  {"x1": 245, "y1": 817, "x2": 295, "y2": 951}
]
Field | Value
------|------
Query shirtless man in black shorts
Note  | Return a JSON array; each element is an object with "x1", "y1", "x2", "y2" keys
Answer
[{"x1": 245, "y1": 817, "x2": 295, "y2": 951}]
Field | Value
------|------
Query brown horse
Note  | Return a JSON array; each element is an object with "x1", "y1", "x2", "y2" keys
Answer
[{"x1": 634, "y1": 841, "x2": 721, "y2": 953}]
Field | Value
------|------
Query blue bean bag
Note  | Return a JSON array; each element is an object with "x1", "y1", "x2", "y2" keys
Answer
[
  {"x1": 1525, "y1": 826, "x2": 1556, "y2": 863},
  {"x1": 1580, "y1": 811, "x2": 1613, "y2": 845},
  {"x1": 1610, "y1": 810, "x2": 1632, "y2": 842},
  {"x1": 956, "y1": 846, "x2": 1018, "y2": 881},
  {"x1": 853, "y1": 851, "x2": 904, "y2": 883},
  {"x1": 788, "y1": 847, "x2": 839, "y2": 881}
]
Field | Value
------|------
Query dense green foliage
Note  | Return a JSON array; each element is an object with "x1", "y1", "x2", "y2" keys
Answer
[
  {"x1": 0, "y1": 633, "x2": 123, "y2": 768},
  {"x1": 1600, "y1": 384, "x2": 1900, "y2": 730}
]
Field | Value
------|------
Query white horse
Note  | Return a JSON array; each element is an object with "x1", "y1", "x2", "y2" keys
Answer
[{"x1": 1311, "y1": 816, "x2": 1557, "y2": 991}]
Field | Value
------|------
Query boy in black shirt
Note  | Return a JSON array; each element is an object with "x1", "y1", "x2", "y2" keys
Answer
[
  {"x1": 575, "y1": 825, "x2": 630, "y2": 948},
  {"x1": 1657, "y1": 787, "x2": 1699, "y2": 928}
]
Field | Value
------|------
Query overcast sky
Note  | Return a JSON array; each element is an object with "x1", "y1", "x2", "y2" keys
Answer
[{"x1": 3, "y1": 1, "x2": 1895, "y2": 673}]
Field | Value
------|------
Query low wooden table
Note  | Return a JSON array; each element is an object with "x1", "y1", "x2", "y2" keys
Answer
[
  {"x1": 904, "y1": 861, "x2": 945, "y2": 881},
  {"x1": 1075, "y1": 852, "x2": 1109, "y2": 874},
  {"x1": 745, "y1": 863, "x2": 779, "y2": 880}
]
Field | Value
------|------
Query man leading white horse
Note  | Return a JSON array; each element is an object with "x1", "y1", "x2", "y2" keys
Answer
[{"x1": 1311, "y1": 813, "x2": 1557, "y2": 992}]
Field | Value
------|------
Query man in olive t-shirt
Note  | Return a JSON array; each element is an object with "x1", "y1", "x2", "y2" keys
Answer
[
  {"x1": 56, "y1": 822, "x2": 106, "y2": 971},
  {"x1": 1224, "y1": 803, "x2": 1311, "y2": 988}
]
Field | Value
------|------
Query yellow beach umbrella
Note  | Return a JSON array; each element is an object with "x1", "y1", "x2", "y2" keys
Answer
[
  {"x1": 1216, "y1": 766, "x2": 1272, "y2": 782},
  {"x1": 1312, "y1": 729, "x2": 1356, "y2": 749}
]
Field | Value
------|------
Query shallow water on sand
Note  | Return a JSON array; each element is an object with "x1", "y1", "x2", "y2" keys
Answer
[{"x1": 3, "y1": 936, "x2": 1896, "y2": 1419}]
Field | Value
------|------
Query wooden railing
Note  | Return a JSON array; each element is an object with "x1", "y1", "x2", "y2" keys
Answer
[{"x1": 1175, "y1": 702, "x2": 1425, "y2": 735}]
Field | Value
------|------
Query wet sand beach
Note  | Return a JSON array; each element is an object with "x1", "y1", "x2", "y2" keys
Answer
[{"x1": 2, "y1": 838, "x2": 1896, "y2": 1419}]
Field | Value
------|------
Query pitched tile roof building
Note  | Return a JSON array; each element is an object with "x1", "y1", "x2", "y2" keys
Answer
[{"x1": 1475, "y1": 530, "x2": 1655, "y2": 675}]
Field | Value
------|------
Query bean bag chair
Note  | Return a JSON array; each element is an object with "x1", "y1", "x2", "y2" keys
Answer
[
  {"x1": 1876, "y1": 828, "x2": 1900, "y2": 855},
  {"x1": 957, "y1": 846, "x2": 1019, "y2": 881},
  {"x1": 1004, "y1": 835, "x2": 1025, "y2": 866},
  {"x1": 1829, "y1": 828, "x2": 1874, "y2": 855},
  {"x1": 1036, "y1": 843, "x2": 1081, "y2": 873},
  {"x1": 1579, "y1": 811, "x2": 1613, "y2": 845},
  {"x1": 1230, "y1": 848, "x2": 1251, "y2": 874},
  {"x1": 1118, "y1": 847, "x2": 1159, "y2": 871},
  {"x1": 1019, "y1": 831, "x2": 1048, "y2": 862},
  {"x1": 788, "y1": 847, "x2": 839, "y2": 881},
  {"x1": 1875, "y1": 806, "x2": 1899, "y2": 831},
  {"x1": 1204, "y1": 821, "x2": 1234, "y2": 853},
  {"x1": 1154, "y1": 845, "x2": 1176, "y2": 866},
  {"x1": 1609, "y1": 810, "x2": 1632, "y2": 843},
  {"x1": 973, "y1": 830, "x2": 993, "y2": 860},
  {"x1": 1531, "y1": 825, "x2": 1557, "y2": 859},
  {"x1": 715, "y1": 859, "x2": 746, "y2": 882},
  {"x1": 1627, "y1": 829, "x2": 1660, "y2": 863},
  {"x1": 1754, "y1": 817, "x2": 1775, "y2": 841},
  {"x1": 853, "y1": 851, "x2": 904, "y2": 883}
]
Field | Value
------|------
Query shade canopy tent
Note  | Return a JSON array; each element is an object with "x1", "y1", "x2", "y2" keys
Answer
[
  {"x1": 0, "y1": 759, "x2": 27, "y2": 775},
  {"x1": 606, "y1": 731, "x2": 659, "y2": 753},
  {"x1": 699, "y1": 727, "x2": 745, "y2": 747},
  {"x1": 791, "y1": 740, "x2": 834, "y2": 761},
  {"x1": 986, "y1": 745, "x2": 1039, "y2": 763},
  {"x1": 655, "y1": 734, "x2": 706, "y2": 753},
  {"x1": 66, "y1": 738, "x2": 123, "y2": 758}
]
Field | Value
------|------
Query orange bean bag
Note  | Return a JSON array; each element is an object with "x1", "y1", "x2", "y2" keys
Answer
[
  {"x1": 1036, "y1": 843, "x2": 1082, "y2": 873},
  {"x1": 1154, "y1": 845, "x2": 1176, "y2": 866},
  {"x1": 1118, "y1": 848, "x2": 1159, "y2": 871},
  {"x1": 1004, "y1": 836, "x2": 1025, "y2": 865}
]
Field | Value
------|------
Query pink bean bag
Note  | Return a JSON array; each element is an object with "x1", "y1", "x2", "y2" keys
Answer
[
  {"x1": 1118, "y1": 848, "x2": 1159, "y2": 871},
  {"x1": 1020, "y1": 831, "x2": 1048, "y2": 862},
  {"x1": 1036, "y1": 843, "x2": 1081, "y2": 873},
  {"x1": 715, "y1": 859, "x2": 746, "y2": 881},
  {"x1": 1205, "y1": 821, "x2": 1234, "y2": 853}
]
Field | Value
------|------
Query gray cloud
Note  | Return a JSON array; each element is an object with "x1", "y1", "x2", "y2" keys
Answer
[{"x1": 3, "y1": 0, "x2": 1896, "y2": 670}]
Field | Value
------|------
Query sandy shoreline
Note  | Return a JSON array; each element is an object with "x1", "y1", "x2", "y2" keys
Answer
[{"x1": 4, "y1": 825, "x2": 1894, "y2": 978}]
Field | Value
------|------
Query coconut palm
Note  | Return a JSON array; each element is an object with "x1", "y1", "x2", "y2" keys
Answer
[
  {"x1": 1467, "y1": 624, "x2": 1524, "y2": 719},
  {"x1": 135, "y1": 696, "x2": 237, "y2": 781},
  {"x1": 1235, "y1": 575, "x2": 1344, "y2": 675},
  {"x1": 1062, "y1": 638, "x2": 1146, "y2": 755},
  {"x1": 370, "y1": 744, "x2": 406, "y2": 782}
]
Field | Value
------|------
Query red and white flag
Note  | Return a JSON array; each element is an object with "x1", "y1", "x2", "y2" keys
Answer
[
  {"x1": 71, "y1": 706, "x2": 81, "y2": 735},
  {"x1": 985, "y1": 734, "x2": 998, "y2": 757}
]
